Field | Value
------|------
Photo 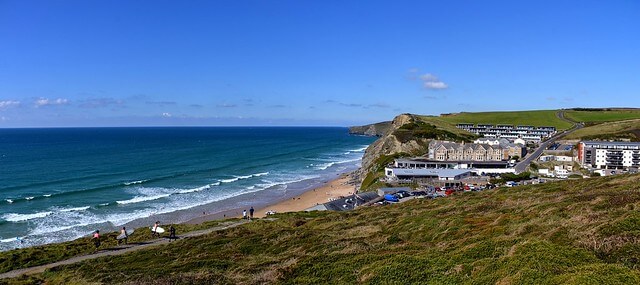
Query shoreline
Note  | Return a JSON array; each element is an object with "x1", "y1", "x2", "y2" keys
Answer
[{"x1": 184, "y1": 171, "x2": 359, "y2": 224}]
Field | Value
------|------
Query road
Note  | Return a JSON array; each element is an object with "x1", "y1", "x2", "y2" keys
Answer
[{"x1": 514, "y1": 111, "x2": 583, "y2": 173}]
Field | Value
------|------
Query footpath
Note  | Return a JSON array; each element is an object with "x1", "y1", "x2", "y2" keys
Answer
[{"x1": 0, "y1": 219, "x2": 252, "y2": 280}]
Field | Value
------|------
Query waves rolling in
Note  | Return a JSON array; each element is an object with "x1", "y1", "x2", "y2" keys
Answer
[{"x1": 0, "y1": 127, "x2": 374, "y2": 251}]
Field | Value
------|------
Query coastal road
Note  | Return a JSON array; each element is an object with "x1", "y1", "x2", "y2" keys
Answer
[{"x1": 514, "y1": 111, "x2": 583, "y2": 173}]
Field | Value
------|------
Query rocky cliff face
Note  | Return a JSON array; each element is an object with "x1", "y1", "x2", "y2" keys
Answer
[
  {"x1": 358, "y1": 114, "x2": 429, "y2": 177},
  {"x1": 348, "y1": 121, "x2": 392, "y2": 137}
]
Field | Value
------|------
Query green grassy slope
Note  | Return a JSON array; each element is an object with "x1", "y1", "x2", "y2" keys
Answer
[
  {"x1": 564, "y1": 119, "x2": 640, "y2": 141},
  {"x1": 0, "y1": 220, "x2": 223, "y2": 274},
  {"x1": 10, "y1": 174, "x2": 640, "y2": 284},
  {"x1": 565, "y1": 109, "x2": 640, "y2": 123},
  {"x1": 438, "y1": 110, "x2": 573, "y2": 130}
]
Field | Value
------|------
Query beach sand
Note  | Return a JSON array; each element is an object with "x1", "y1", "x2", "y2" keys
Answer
[
  {"x1": 253, "y1": 172, "x2": 357, "y2": 218},
  {"x1": 185, "y1": 172, "x2": 358, "y2": 224}
]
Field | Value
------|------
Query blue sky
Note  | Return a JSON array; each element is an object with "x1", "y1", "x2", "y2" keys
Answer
[{"x1": 0, "y1": 1, "x2": 638, "y2": 127}]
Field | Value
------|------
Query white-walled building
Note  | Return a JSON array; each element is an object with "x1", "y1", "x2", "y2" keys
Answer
[{"x1": 578, "y1": 141, "x2": 640, "y2": 169}]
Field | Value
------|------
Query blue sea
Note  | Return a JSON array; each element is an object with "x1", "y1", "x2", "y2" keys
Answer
[{"x1": 0, "y1": 127, "x2": 374, "y2": 251}]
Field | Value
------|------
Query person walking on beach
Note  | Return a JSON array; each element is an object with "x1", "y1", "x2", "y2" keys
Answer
[
  {"x1": 92, "y1": 230, "x2": 101, "y2": 250},
  {"x1": 249, "y1": 207, "x2": 254, "y2": 219},
  {"x1": 242, "y1": 209, "x2": 247, "y2": 220}
]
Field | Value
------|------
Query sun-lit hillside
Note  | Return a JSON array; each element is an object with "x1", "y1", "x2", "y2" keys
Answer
[{"x1": 8, "y1": 174, "x2": 640, "y2": 284}]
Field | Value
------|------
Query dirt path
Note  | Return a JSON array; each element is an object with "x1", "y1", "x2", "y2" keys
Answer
[{"x1": 0, "y1": 219, "x2": 253, "y2": 280}]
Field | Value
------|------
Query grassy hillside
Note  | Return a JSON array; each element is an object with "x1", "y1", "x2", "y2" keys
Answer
[
  {"x1": 565, "y1": 109, "x2": 640, "y2": 123},
  {"x1": 438, "y1": 110, "x2": 573, "y2": 130},
  {"x1": 564, "y1": 119, "x2": 640, "y2": 141},
  {"x1": 8, "y1": 174, "x2": 640, "y2": 284},
  {"x1": 0, "y1": 220, "x2": 223, "y2": 274}
]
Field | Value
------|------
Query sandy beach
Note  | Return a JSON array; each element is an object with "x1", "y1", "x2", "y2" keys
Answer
[
  {"x1": 184, "y1": 171, "x2": 359, "y2": 224},
  {"x1": 253, "y1": 172, "x2": 357, "y2": 218}
]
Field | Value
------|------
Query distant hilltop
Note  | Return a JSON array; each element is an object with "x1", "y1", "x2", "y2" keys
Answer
[{"x1": 348, "y1": 121, "x2": 392, "y2": 137}]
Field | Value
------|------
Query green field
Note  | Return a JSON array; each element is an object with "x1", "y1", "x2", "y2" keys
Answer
[
  {"x1": 437, "y1": 110, "x2": 574, "y2": 130},
  {"x1": 6, "y1": 174, "x2": 640, "y2": 284},
  {"x1": 565, "y1": 109, "x2": 640, "y2": 123},
  {"x1": 565, "y1": 118, "x2": 640, "y2": 141}
]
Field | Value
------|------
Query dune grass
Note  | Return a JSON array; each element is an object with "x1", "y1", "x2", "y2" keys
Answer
[
  {"x1": 6, "y1": 174, "x2": 640, "y2": 284},
  {"x1": 437, "y1": 110, "x2": 573, "y2": 130},
  {"x1": 565, "y1": 109, "x2": 640, "y2": 123}
]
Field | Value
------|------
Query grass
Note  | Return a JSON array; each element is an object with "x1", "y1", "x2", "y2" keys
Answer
[
  {"x1": 360, "y1": 153, "x2": 409, "y2": 190},
  {"x1": 437, "y1": 110, "x2": 574, "y2": 130},
  {"x1": 564, "y1": 119, "x2": 640, "y2": 141},
  {"x1": 393, "y1": 120, "x2": 476, "y2": 143},
  {"x1": 0, "y1": 219, "x2": 224, "y2": 274},
  {"x1": 5, "y1": 174, "x2": 640, "y2": 284},
  {"x1": 565, "y1": 109, "x2": 640, "y2": 123}
]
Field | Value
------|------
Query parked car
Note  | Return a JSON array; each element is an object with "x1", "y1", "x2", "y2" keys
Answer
[{"x1": 384, "y1": 193, "x2": 399, "y2": 202}]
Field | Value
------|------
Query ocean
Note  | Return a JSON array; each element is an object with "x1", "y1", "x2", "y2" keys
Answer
[{"x1": 0, "y1": 127, "x2": 374, "y2": 251}]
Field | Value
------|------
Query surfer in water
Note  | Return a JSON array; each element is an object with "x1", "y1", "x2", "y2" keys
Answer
[{"x1": 92, "y1": 230, "x2": 100, "y2": 250}]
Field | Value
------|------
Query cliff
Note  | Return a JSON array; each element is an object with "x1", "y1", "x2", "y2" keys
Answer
[
  {"x1": 348, "y1": 121, "x2": 392, "y2": 137},
  {"x1": 357, "y1": 113, "x2": 477, "y2": 190}
]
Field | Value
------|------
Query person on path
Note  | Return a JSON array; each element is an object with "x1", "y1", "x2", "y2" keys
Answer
[
  {"x1": 119, "y1": 227, "x2": 128, "y2": 245},
  {"x1": 92, "y1": 230, "x2": 100, "y2": 250},
  {"x1": 249, "y1": 207, "x2": 254, "y2": 219},
  {"x1": 242, "y1": 209, "x2": 247, "y2": 220},
  {"x1": 169, "y1": 225, "x2": 176, "y2": 241},
  {"x1": 152, "y1": 221, "x2": 160, "y2": 237}
]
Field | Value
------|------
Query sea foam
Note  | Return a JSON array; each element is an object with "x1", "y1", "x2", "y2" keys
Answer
[
  {"x1": 2, "y1": 211, "x2": 53, "y2": 222},
  {"x1": 116, "y1": 194, "x2": 171, "y2": 205}
]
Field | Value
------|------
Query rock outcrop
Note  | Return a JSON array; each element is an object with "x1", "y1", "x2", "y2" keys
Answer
[
  {"x1": 358, "y1": 114, "x2": 429, "y2": 177},
  {"x1": 348, "y1": 121, "x2": 392, "y2": 137}
]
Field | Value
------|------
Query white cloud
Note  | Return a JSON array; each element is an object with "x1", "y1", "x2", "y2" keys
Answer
[
  {"x1": 0, "y1": 100, "x2": 20, "y2": 110},
  {"x1": 420, "y1": 73, "x2": 448, "y2": 90},
  {"x1": 35, "y1": 98, "x2": 69, "y2": 107},
  {"x1": 424, "y1": 81, "x2": 448, "y2": 89},
  {"x1": 420, "y1": 74, "x2": 439, "y2": 82},
  {"x1": 162, "y1": 112, "x2": 172, "y2": 117}
]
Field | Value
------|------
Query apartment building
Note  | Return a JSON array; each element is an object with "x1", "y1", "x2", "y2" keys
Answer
[
  {"x1": 456, "y1": 123, "x2": 556, "y2": 142},
  {"x1": 429, "y1": 140, "x2": 508, "y2": 161},
  {"x1": 578, "y1": 141, "x2": 640, "y2": 169}
]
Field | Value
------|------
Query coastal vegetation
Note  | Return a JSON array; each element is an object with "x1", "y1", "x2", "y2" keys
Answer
[
  {"x1": 360, "y1": 152, "x2": 409, "y2": 190},
  {"x1": 5, "y1": 173, "x2": 640, "y2": 284},
  {"x1": 0, "y1": 220, "x2": 223, "y2": 274},
  {"x1": 438, "y1": 110, "x2": 574, "y2": 130},
  {"x1": 393, "y1": 120, "x2": 476, "y2": 143},
  {"x1": 564, "y1": 108, "x2": 640, "y2": 123},
  {"x1": 564, "y1": 119, "x2": 640, "y2": 141}
]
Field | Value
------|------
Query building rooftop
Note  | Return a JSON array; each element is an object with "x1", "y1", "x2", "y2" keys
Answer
[
  {"x1": 582, "y1": 141, "x2": 640, "y2": 147},
  {"x1": 389, "y1": 168, "x2": 472, "y2": 178},
  {"x1": 395, "y1": 158, "x2": 509, "y2": 165},
  {"x1": 322, "y1": 192, "x2": 379, "y2": 211}
]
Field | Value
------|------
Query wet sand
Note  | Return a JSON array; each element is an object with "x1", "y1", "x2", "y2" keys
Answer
[{"x1": 185, "y1": 172, "x2": 358, "y2": 224}]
